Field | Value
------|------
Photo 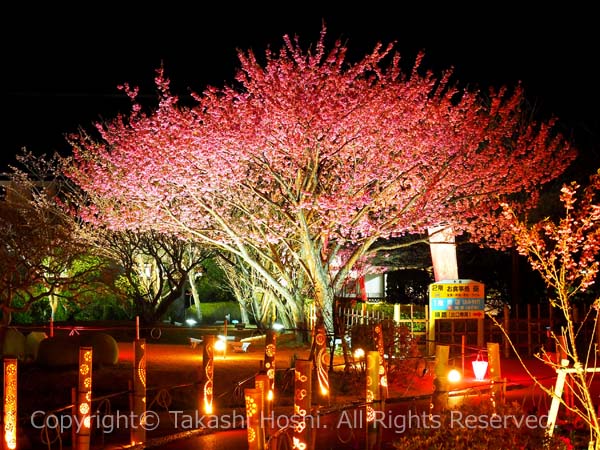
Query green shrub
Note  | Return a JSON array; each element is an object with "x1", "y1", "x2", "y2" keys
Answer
[
  {"x1": 25, "y1": 331, "x2": 48, "y2": 361},
  {"x1": 1, "y1": 328, "x2": 26, "y2": 360},
  {"x1": 36, "y1": 336, "x2": 79, "y2": 366},
  {"x1": 196, "y1": 301, "x2": 242, "y2": 324},
  {"x1": 36, "y1": 333, "x2": 119, "y2": 367}
]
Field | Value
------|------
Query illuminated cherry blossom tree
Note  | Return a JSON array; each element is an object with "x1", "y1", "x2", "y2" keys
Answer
[
  {"x1": 65, "y1": 29, "x2": 576, "y2": 331},
  {"x1": 500, "y1": 169, "x2": 600, "y2": 446}
]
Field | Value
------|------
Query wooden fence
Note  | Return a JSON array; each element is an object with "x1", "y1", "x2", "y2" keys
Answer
[{"x1": 307, "y1": 302, "x2": 600, "y2": 359}]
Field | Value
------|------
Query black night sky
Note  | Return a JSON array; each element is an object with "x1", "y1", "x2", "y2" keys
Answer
[{"x1": 4, "y1": 4, "x2": 599, "y2": 173}]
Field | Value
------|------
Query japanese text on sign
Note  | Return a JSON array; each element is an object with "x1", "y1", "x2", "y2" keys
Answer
[
  {"x1": 429, "y1": 283, "x2": 483, "y2": 299},
  {"x1": 429, "y1": 280, "x2": 485, "y2": 314}
]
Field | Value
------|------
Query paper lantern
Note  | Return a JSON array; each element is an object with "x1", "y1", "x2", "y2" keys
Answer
[{"x1": 472, "y1": 353, "x2": 489, "y2": 381}]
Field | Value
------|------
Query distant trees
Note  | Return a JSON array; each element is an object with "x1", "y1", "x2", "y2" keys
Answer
[
  {"x1": 0, "y1": 155, "x2": 110, "y2": 342},
  {"x1": 65, "y1": 28, "x2": 576, "y2": 331},
  {"x1": 93, "y1": 229, "x2": 213, "y2": 324}
]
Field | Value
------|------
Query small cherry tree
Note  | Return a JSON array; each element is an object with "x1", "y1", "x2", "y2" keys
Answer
[{"x1": 500, "y1": 169, "x2": 600, "y2": 447}]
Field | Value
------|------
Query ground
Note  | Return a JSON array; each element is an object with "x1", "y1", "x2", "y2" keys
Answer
[
  {"x1": 12, "y1": 327, "x2": 438, "y2": 448},
  {"x1": 8, "y1": 325, "x2": 578, "y2": 449}
]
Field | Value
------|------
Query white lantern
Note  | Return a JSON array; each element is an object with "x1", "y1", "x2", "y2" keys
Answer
[{"x1": 472, "y1": 352, "x2": 488, "y2": 381}]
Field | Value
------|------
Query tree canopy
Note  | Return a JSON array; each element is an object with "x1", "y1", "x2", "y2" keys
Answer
[{"x1": 64, "y1": 28, "x2": 576, "y2": 330}]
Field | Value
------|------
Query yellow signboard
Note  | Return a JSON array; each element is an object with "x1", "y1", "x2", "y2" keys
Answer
[
  {"x1": 429, "y1": 280, "x2": 484, "y2": 299},
  {"x1": 429, "y1": 279, "x2": 485, "y2": 316},
  {"x1": 427, "y1": 279, "x2": 486, "y2": 355},
  {"x1": 432, "y1": 310, "x2": 485, "y2": 319}
]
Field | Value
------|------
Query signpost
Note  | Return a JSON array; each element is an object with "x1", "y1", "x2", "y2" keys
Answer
[{"x1": 428, "y1": 279, "x2": 485, "y2": 355}]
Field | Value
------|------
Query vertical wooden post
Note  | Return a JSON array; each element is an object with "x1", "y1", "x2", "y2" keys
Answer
[
  {"x1": 426, "y1": 305, "x2": 435, "y2": 356},
  {"x1": 3, "y1": 358, "x2": 17, "y2": 450},
  {"x1": 131, "y1": 338, "x2": 146, "y2": 445},
  {"x1": 596, "y1": 313, "x2": 600, "y2": 357},
  {"x1": 537, "y1": 304, "x2": 542, "y2": 349},
  {"x1": 461, "y1": 335, "x2": 465, "y2": 375},
  {"x1": 201, "y1": 335, "x2": 215, "y2": 414},
  {"x1": 76, "y1": 347, "x2": 93, "y2": 450},
  {"x1": 294, "y1": 359, "x2": 312, "y2": 450},
  {"x1": 487, "y1": 342, "x2": 502, "y2": 409},
  {"x1": 502, "y1": 305, "x2": 510, "y2": 358},
  {"x1": 477, "y1": 317, "x2": 484, "y2": 349},
  {"x1": 71, "y1": 387, "x2": 77, "y2": 449},
  {"x1": 244, "y1": 388, "x2": 265, "y2": 450},
  {"x1": 263, "y1": 330, "x2": 276, "y2": 404},
  {"x1": 431, "y1": 345, "x2": 449, "y2": 414},
  {"x1": 223, "y1": 319, "x2": 228, "y2": 360},
  {"x1": 527, "y1": 304, "x2": 532, "y2": 356},
  {"x1": 373, "y1": 324, "x2": 388, "y2": 401},
  {"x1": 255, "y1": 372, "x2": 272, "y2": 428},
  {"x1": 546, "y1": 366, "x2": 568, "y2": 438},
  {"x1": 366, "y1": 351, "x2": 381, "y2": 427}
]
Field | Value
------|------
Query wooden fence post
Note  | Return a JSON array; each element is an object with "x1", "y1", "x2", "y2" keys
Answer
[
  {"x1": 502, "y1": 305, "x2": 510, "y2": 358},
  {"x1": 487, "y1": 342, "x2": 502, "y2": 409}
]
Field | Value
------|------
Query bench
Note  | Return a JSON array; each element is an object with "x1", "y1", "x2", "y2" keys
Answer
[
  {"x1": 230, "y1": 341, "x2": 251, "y2": 353},
  {"x1": 189, "y1": 337, "x2": 203, "y2": 349}
]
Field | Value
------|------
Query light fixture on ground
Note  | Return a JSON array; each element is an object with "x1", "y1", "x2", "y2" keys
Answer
[
  {"x1": 214, "y1": 338, "x2": 227, "y2": 352},
  {"x1": 448, "y1": 368, "x2": 461, "y2": 383}
]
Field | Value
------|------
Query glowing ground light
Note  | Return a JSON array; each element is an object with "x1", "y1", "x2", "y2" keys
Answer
[
  {"x1": 79, "y1": 349, "x2": 93, "y2": 429},
  {"x1": 132, "y1": 339, "x2": 147, "y2": 445},
  {"x1": 77, "y1": 347, "x2": 93, "y2": 450},
  {"x1": 448, "y1": 369, "x2": 462, "y2": 383},
  {"x1": 245, "y1": 395, "x2": 258, "y2": 417},
  {"x1": 214, "y1": 339, "x2": 227, "y2": 352},
  {"x1": 314, "y1": 325, "x2": 330, "y2": 397},
  {"x1": 202, "y1": 336, "x2": 215, "y2": 415},
  {"x1": 4, "y1": 358, "x2": 17, "y2": 450},
  {"x1": 264, "y1": 332, "x2": 276, "y2": 406},
  {"x1": 244, "y1": 389, "x2": 264, "y2": 450},
  {"x1": 255, "y1": 373, "x2": 272, "y2": 416},
  {"x1": 294, "y1": 360, "x2": 311, "y2": 450},
  {"x1": 366, "y1": 351, "x2": 380, "y2": 425}
]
